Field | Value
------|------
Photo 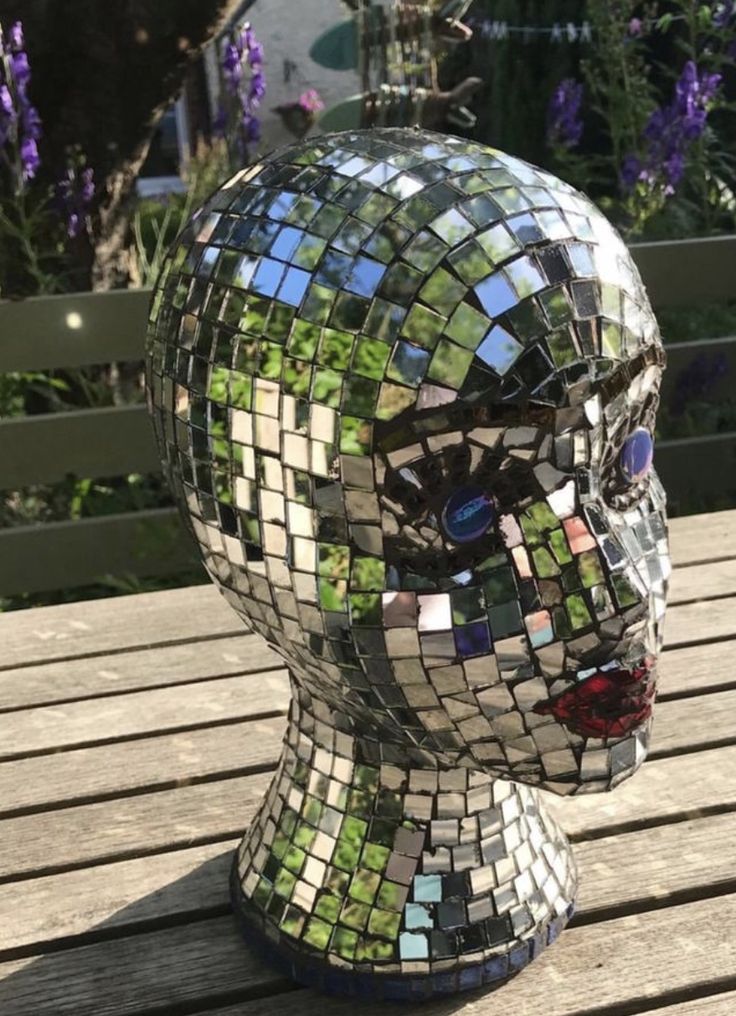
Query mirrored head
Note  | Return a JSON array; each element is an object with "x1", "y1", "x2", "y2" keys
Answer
[{"x1": 147, "y1": 128, "x2": 670, "y2": 795}]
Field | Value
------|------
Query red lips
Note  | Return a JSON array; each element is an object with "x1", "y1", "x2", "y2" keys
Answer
[{"x1": 533, "y1": 662, "x2": 656, "y2": 739}]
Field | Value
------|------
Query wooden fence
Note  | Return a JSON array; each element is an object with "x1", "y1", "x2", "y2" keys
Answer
[{"x1": 1, "y1": 235, "x2": 734, "y2": 596}]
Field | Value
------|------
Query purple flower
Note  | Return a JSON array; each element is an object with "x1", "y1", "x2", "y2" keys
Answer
[
  {"x1": 243, "y1": 112, "x2": 261, "y2": 143},
  {"x1": 10, "y1": 51, "x2": 30, "y2": 89},
  {"x1": 620, "y1": 154, "x2": 643, "y2": 189},
  {"x1": 713, "y1": 2, "x2": 735, "y2": 28},
  {"x1": 218, "y1": 21, "x2": 265, "y2": 162},
  {"x1": 222, "y1": 43, "x2": 243, "y2": 94},
  {"x1": 249, "y1": 69, "x2": 266, "y2": 104},
  {"x1": 8, "y1": 22, "x2": 24, "y2": 52},
  {"x1": 623, "y1": 61, "x2": 722, "y2": 198},
  {"x1": 23, "y1": 103, "x2": 42, "y2": 140},
  {"x1": 20, "y1": 136, "x2": 39, "y2": 181},
  {"x1": 628, "y1": 17, "x2": 643, "y2": 36},
  {"x1": 0, "y1": 83, "x2": 14, "y2": 118},
  {"x1": 547, "y1": 79, "x2": 584, "y2": 149},
  {"x1": 56, "y1": 158, "x2": 95, "y2": 238}
]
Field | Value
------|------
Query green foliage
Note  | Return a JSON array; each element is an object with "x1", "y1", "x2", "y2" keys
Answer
[{"x1": 133, "y1": 139, "x2": 232, "y2": 287}]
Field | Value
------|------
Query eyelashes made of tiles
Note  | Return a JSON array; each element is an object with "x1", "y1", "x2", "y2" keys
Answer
[{"x1": 146, "y1": 128, "x2": 670, "y2": 999}]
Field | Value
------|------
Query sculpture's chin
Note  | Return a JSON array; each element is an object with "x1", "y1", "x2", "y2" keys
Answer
[{"x1": 532, "y1": 657, "x2": 657, "y2": 740}]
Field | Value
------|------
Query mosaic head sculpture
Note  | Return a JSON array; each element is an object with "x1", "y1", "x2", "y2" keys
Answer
[{"x1": 146, "y1": 128, "x2": 669, "y2": 1000}]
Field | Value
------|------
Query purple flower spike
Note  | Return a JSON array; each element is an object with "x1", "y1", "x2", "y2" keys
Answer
[
  {"x1": 56, "y1": 156, "x2": 96, "y2": 238},
  {"x1": 623, "y1": 61, "x2": 722, "y2": 199},
  {"x1": 20, "y1": 136, "x2": 40, "y2": 181},
  {"x1": 620, "y1": 154, "x2": 642, "y2": 189},
  {"x1": 8, "y1": 22, "x2": 24, "y2": 52},
  {"x1": 713, "y1": 1, "x2": 735, "y2": 29},
  {"x1": 0, "y1": 84, "x2": 14, "y2": 119},
  {"x1": 218, "y1": 21, "x2": 265, "y2": 163},
  {"x1": 547, "y1": 79, "x2": 584, "y2": 149},
  {"x1": 11, "y1": 51, "x2": 30, "y2": 89},
  {"x1": 628, "y1": 17, "x2": 643, "y2": 36}
]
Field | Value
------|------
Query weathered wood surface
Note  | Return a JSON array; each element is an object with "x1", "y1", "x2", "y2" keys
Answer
[
  {"x1": 0, "y1": 641, "x2": 733, "y2": 819},
  {"x1": 0, "y1": 507, "x2": 735, "y2": 1016}
]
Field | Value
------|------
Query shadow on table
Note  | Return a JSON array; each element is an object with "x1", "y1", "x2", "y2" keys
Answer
[{"x1": 0, "y1": 847, "x2": 511, "y2": 1016}]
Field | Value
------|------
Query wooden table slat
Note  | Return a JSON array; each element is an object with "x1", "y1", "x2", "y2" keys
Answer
[
  {"x1": 0, "y1": 588, "x2": 733, "y2": 725},
  {"x1": 2, "y1": 892, "x2": 735, "y2": 1016},
  {"x1": 3, "y1": 809, "x2": 735, "y2": 961},
  {"x1": 1, "y1": 506, "x2": 735, "y2": 1016},
  {"x1": 0, "y1": 636, "x2": 734, "y2": 816}
]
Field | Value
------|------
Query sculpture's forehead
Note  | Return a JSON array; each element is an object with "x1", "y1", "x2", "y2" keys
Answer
[{"x1": 177, "y1": 128, "x2": 660, "y2": 428}]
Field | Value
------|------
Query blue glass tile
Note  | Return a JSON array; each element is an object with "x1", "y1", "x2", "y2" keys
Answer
[
  {"x1": 507, "y1": 212, "x2": 545, "y2": 245},
  {"x1": 455, "y1": 621, "x2": 492, "y2": 658},
  {"x1": 268, "y1": 191, "x2": 298, "y2": 220},
  {"x1": 509, "y1": 941, "x2": 531, "y2": 970},
  {"x1": 433, "y1": 971, "x2": 458, "y2": 994},
  {"x1": 505, "y1": 255, "x2": 547, "y2": 298},
  {"x1": 459, "y1": 965, "x2": 483, "y2": 990},
  {"x1": 483, "y1": 954, "x2": 509, "y2": 981},
  {"x1": 346, "y1": 256, "x2": 386, "y2": 297},
  {"x1": 476, "y1": 326, "x2": 523, "y2": 375},
  {"x1": 405, "y1": 903, "x2": 433, "y2": 929},
  {"x1": 567, "y1": 242, "x2": 596, "y2": 277},
  {"x1": 399, "y1": 931, "x2": 429, "y2": 960},
  {"x1": 271, "y1": 226, "x2": 304, "y2": 261},
  {"x1": 279, "y1": 267, "x2": 311, "y2": 307},
  {"x1": 387, "y1": 341, "x2": 430, "y2": 388},
  {"x1": 316, "y1": 250, "x2": 353, "y2": 289},
  {"x1": 413, "y1": 873, "x2": 442, "y2": 902},
  {"x1": 474, "y1": 273, "x2": 518, "y2": 318},
  {"x1": 252, "y1": 257, "x2": 285, "y2": 297}
]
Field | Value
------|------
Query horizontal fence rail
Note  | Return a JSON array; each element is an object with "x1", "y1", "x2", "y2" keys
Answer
[
  {"x1": 0, "y1": 236, "x2": 733, "y2": 373},
  {"x1": 630, "y1": 234, "x2": 736, "y2": 309},
  {"x1": 0, "y1": 404, "x2": 160, "y2": 489},
  {"x1": 0, "y1": 289, "x2": 149, "y2": 373},
  {"x1": 0, "y1": 234, "x2": 734, "y2": 597},
  {"x1": 0, "y1": 509, "x2": 200, "y2": 597}
]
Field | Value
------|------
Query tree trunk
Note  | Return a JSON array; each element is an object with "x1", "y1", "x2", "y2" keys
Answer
[{"x1": 0, "y1": 0, "x2": 249, "y2": 289}]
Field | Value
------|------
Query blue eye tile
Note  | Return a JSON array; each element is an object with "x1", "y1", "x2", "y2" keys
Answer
[
  {"x1": 442, "y1": 486, "x2": 495, "y2": 543},
  {"x1": 620, "y1": 427, "x2": 653, "y2": 483}
]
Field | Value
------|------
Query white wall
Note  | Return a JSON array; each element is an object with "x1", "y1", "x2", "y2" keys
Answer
[{"x1": 213, "y1": 0, "x2": 361, "y2": 154}]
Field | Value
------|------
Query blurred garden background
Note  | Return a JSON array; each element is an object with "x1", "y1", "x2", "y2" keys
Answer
[{"x1": 1, "y1": 0, "x2": 735, "y2": 610}]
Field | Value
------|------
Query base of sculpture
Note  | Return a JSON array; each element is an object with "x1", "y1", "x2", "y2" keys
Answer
[
  {"x1": 230, "y1": 860, "x2": 574, "y2": 1000},
  {"x1": 229, "y1": 695, "x2": 577, "y2": 1000}
]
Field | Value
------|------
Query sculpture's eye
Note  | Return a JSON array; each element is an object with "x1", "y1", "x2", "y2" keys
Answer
[
  {"x1": 441, "y1": 486, "x2": 496, "y2": 543},
  {"x1": 619, "y1": 428, "x2": 654, "y2": 485}
]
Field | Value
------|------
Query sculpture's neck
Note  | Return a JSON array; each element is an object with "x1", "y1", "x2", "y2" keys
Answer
[{"x1": 233, "y1": 694, "x2": 577, "y2": 993}]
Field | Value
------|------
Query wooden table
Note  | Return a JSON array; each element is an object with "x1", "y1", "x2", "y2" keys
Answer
[{"x1": 1, "y1": 508, "x2": 735, "y2": 1016}]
